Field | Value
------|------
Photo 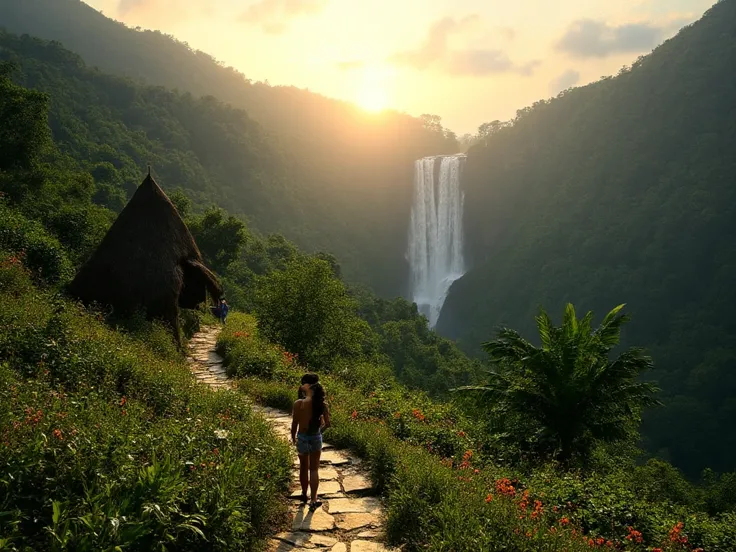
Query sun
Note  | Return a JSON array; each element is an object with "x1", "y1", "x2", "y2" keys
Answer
[
  {"x1": 356, "y1": 85, "x2": 387, "y2": 112},
  {"x1": 354, "y1": 65, "x2": 392, "y2": 113}
]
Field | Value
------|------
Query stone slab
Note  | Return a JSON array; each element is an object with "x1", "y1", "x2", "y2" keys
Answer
[
  {"x1": 335, "y1": 513, "x2": 378, "y2": 531},
  {"x1": 342, "y1": 474, "x2": 373, "y2": 494},
  {"x1": 291, "y1": 505, "x2": 335, "y2": 532},
  {"x1": 351, "y1": 541, "x2": 391, "y2": 552},
  {"x1": 291, "y1": 466, "x2": 338, "y2": 480},
  {"x1": 290, "y1": 480, "x2": 341, "y2": 497},
  {"x1": 275, "y1": 532, "x2": 311, "y2": 547},
  {"x1": 327, "y1": 497, "x2": 381, "y2": 514},
  {"x1": 331, "y1": 544, "x2": 347, "y2": 552},
  {"x1": 357, "y1": 530, "x2": 381, "y2": 539},
  {"x1": 320, "y1": 450, "x2": 351, "y2": 466},
  {"x1": 310, "y1": 534, "x2": 339, "y2": 547}
]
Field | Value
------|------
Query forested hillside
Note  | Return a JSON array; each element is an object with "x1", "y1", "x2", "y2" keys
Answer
[
  {"x1": 439, "y1": 0, "x2": 736, "y2": 477},
  {"x1": 0, "y1": 0, "x2": 458, "y2": 296},
  {"x1": 2, "y1": 20, "x2": 736, "y2": 550}
]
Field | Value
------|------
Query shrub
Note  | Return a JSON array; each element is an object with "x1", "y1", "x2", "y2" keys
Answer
[
  {"x1": 0, "y1": 202, "x2": 73, "y2": 285},
  {"x1": 0, "y1": 268, "x2": 292, "y2": 551}
]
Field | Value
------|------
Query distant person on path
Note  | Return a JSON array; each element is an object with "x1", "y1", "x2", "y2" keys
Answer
[
  {"x1": 291, "y1": 373, "x2": 331, "y2": 510},
  {"x1": 218, "y1": 298, "x2": 229, "y2": 324}
]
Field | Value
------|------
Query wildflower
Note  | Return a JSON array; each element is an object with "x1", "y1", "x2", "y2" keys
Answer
[
  {"x1": 52, "y1": 429, "x2": 63, "y2": 441},
  {"x1": 212, "y1": 448, "x2": 220, "y2": 455},
  {"x1": 531, "y1": 500, "x2": 544, "y2": 519},
  {"x1": 495, "y1": 478, "x2": 516, "y2": 497},
  {"x1": 457, "y1": 430, "x2": 466, "y2": 437},
  {"x1": 625, "y1": 527, "x2": 643, "y2": 544},
  {"x1": 560, "y1": 517, "x2": 570, "y2": 526},
  {"x1": 669, "y1": 521, "x2": 688, "y2": 545},
  {"x1": 121, "y1": 409, "x2": 127, "y2": 416},
  {"x1": 652, "y1": 549, "x2": 663, "y2": 552},
  {"x1": 485, "y1": 494, "x2": 493, "y2": 503},
  {"x1": 393, "y1": 411, "x2": 402, "y2": 419},
  {"x1": 412, "y1": 409, "x2": 425, "y2": 422},
  {"x1": 351, "y1": 410, "x2": 358, "y2": 420},
  {"x1": 120, "y1": 396, "x2": 127, "y2": 406},
  {"x1": 214, "y1": 429, "x2": 230, "y2": 439}
]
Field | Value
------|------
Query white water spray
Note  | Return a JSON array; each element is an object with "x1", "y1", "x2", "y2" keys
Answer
[{"x1": 407, "y1": 155, "x2": 466, "y2": 328}]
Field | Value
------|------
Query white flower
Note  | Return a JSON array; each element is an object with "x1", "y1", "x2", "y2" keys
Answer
[{"x1": 214, "y1": 429, "x2": 230, "y2": 440}]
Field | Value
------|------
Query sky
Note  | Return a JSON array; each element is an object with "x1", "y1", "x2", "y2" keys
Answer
[{"x1": 87, "y1": 0, "x2": 714, "y2": 135}]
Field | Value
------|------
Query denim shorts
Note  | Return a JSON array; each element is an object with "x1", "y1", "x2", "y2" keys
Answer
[{"x1": 296, "y1": 432, "x2": 323, "y2": 455}]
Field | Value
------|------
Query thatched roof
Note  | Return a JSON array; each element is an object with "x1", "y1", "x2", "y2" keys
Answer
[{"x1": 69, "y1": 173, "x2": 222, "y2": 333}]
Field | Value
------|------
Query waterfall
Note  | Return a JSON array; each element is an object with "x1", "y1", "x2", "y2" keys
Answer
[{"x1": 408, "y1": 155, "x2": 466, "y2": 328}]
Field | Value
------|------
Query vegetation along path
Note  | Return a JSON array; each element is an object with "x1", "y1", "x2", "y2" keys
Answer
[{"x1": 187, "y1": 327, "x2": 394, "y2": 552}]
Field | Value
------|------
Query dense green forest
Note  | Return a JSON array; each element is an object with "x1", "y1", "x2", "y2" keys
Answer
[
  {"x1": 0, "y1": 0, "x2": 459, "y2": 296},
  {"x1": 2, "y1": 26, "x2": 736, "y2": 549},
  {"x1": 439, "y1": 0, "x2": 736, "y2": 477}
]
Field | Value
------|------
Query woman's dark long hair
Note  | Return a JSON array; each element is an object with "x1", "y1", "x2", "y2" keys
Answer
[
  {"x1": 298, "y1": 373, "x2": 319, "y2": 399},
  {"x1": 309, "y1": 383, "x2": 326, "y2": 433}
]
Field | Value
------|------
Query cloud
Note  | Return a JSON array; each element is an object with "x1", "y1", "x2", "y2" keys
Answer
[
  {"x1": 498, "y1": 27, "x2": 516, "y2": 41},
  {"x1": 118, "y1": 0, "x2": 146, "y2": 15},
  {"x1": 389, "y1": 16, "x2": 535, "y2": 77},
  {"x1": 117, "y1": 0, "x2": 213, "y2": 20},
  {"x1": 239, "y1": 0, "x2": 327, "y2": 34},
  {"x1": 549, "y1": 69, "x2": 581, "y2": 95},
  {"x1": 336, "y1": 60, "x2": 365, "y2": 71},
  {"x1": 556, "y1": 19, "x2": 667, "y2": 58}
]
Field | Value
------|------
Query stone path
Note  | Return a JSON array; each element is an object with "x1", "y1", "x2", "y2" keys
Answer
[{"x1": 187, "y1": 327, "x2": 394, "y2": 552}]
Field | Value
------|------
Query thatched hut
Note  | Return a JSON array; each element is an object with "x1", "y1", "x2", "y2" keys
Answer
[{"x1": 68, "y1": 173, "x2": 222, "y2": 345}]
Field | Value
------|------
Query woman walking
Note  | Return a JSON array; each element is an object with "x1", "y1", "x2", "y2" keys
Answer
[{"x1": 291, "y1": 373, "x2": 331, "y2": 510}]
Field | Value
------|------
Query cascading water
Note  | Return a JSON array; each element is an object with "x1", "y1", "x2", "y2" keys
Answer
[{"x1": 407, "y1": 154, "x2": 466, "y2": 328}]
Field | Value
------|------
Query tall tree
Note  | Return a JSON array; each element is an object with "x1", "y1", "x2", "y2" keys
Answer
[{"x1": 254, "y1": 257, "x2": 371, "y2": 368}]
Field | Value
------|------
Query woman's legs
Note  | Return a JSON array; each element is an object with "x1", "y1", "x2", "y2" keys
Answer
[
  {"x1": 298, "y1": 454, "x2": 309, "y2": 501},
  {"x1": 308, "y1": 449, "x2": 321, "y2": 504}
]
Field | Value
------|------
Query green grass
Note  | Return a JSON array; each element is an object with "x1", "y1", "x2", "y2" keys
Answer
[
  {"x1": 218, "y1": 312, "x2": 736, "y2": 552},
  {"x1": 0, "y1": 255, "x2": 292, "y2": 551}
]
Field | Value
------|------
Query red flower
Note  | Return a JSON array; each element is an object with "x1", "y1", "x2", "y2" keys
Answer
[
  {"x1": 52, "y1": 429, "x2": 63, "y2": 441},
  {"x1": 625, "y1": 527, "x2": 643, "y2": 544},
  {"x1": 560, "y1": 517, "x2": 570, "y2": 526},
  {"x1": 351, "y1": 410, "x2": 358, "y2": 420},
  {"x1": 485, "y1": 494, "x2": 493, "y2": 503},
  {"x1": 495, "y1": 478, "x2": 517, "y2": 497}
]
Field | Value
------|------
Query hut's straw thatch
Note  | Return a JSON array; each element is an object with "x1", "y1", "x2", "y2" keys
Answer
[{"x1": 68, "y1": 173, "x2": 222, "y2": 344}]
